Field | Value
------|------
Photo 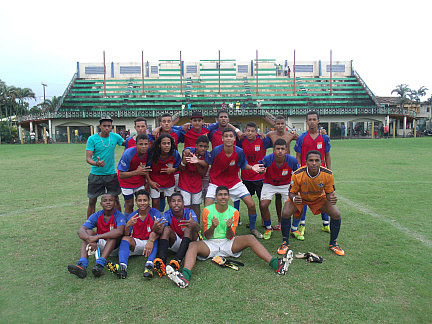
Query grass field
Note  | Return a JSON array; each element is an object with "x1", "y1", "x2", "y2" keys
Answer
[{"x1": 1, "y1": 138, "x2": 431, "y2": 323}]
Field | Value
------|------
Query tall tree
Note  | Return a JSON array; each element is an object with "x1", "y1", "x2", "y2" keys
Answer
[
  {"x1": 16, "y1": 87, "x2": 36, "y2": 115},
  {"x1": 41, "y1": 96, "x2": 61, "y2": 113},
  {"x1": 391, "y1": 84, "x2": 411, "y2": 112}
]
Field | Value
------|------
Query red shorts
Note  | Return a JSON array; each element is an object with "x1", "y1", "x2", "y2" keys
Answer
[{"x1": 288, "y1": 196, "x2": 327, "y2": 217}]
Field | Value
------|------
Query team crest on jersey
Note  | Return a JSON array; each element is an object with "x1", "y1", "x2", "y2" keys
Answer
[
  {"x1": 318, "y1": 182, "x2": 324, "y2": 188},
  {"x1": 255, "y1": 145, "x2": 260, "y2": 151},
  {"x1": 147, "y1": 226, "x2": 151, "y2": 233},
  {"x1": 167, "y1": 163, "x2": 173, "y2": 168},
  {"x1": 229, "y1": 160, "x2": 235, "y2": 166},
  {"x1": 282, "y1": 169, "x2": 289, "y2": 176},
  {"x1": 317, "y1": 142, "x2": 323, "y2": 149},
  {"x1": 120, "y1": 160, "x2": 126, "y2": 167},
  {"x1": 110, "y1": 225, "x2": 114, "y2": 230}
]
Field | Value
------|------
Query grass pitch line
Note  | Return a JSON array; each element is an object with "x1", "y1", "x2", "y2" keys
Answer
[
  {"x1": 0, "y1": 201, "x2": 85, "y2": 217},
  {"x1": 338, "y1": 195, "x2": 432, "y2": 248}
]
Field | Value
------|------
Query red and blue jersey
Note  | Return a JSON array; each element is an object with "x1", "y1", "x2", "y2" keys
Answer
[
  {"x1": 207, "y1": 123, "x2": 242, "y2": 149},
  {"x1": 149, "y1": 127, "x2": 181, "y2": 148},
  {"x1": 260, "y1": 153, "x2": 299, "y2": 186},
  {"x1": 238, "y1": 136, "x2": 272, "y2": 181},
  {"x1": 117, "y1": 147, "x2": 149, "y2": 189},
  {"x1": 124, "y1": 136, "x2": 153, "y2": 150},
  {"x1": 205, "y1": 145, "x2": 247, "y2": 188},
  {"x1": 127, "y1": 208, "x2": 161, "y2": 240},
  {"x1": 158, "y1": 208, "x2": 198, "y2": 238},
  {"x1": 294, "y1": 132, "x2": 330, "y2": 166},
  {"x1": 83, "y1": 209, "x2": 126, "y2": 234},
  {"x1": 147, "y1": 150, "x2": 181, "y2": 188},
  {"x1": 180, "y1": 127, "x2": 209, "y2": 148},
  {"x1": 178, "y1": 147, "x2": 210, "y2": 194}
]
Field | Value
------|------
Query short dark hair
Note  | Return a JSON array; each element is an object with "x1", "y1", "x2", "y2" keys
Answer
[
  {"x1": 159, "y1": 114, "x2": 172, "y2": 123},
  {"x1": 217, "y1": 110, "x2": 229, "y2": 118},
  {"x1": 196, "y1": 135, "x2": 209, "y2": 145},
  {"x1": 245, "y1": 122, "x2": 257, "y2": 130},
  {"x1": 134, "y1": 117, "x2": 147, "y2": 125},
  {"x1": 170, "y1": 192, "x2": 184, "y2": 201},
  {"x1": 136, "y1": 134, "x2": 149, "y2": 143},
  {"x1": 275, "y1": 115, "x2": 285, "y2": 122},
  {"x1": 135, "y1": 189, "x2": 150, "y2": 200},
  {"x1": 274, "y1": 138, "x2": 287, "y2": 147},
  {"x1": 306, "y1": 111, "x2": 320, "y2": 120},
  {"x1": 216, "y1": 185, "x2": 229, "y2": 195},
  {"x1": 306, "y1": 150, "x2": 322, "y2": 161},
  {"x1": 222, "y1": 128, "x2": 235, "y2": 136}
]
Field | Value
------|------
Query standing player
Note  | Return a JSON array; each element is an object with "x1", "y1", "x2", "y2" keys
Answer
[
  {"x1": 67, "y1": 193, "x2": 126, "y2": 278},
  {"x1": 151, "y1": 113, "x2": 182, "y2": 147},
  {"x1": 115, "y1": 190, "x2": 161, "y2": 279},
  {"x1": 187, "y1": 128, "x2": 265, "y2": 238},
  {"x1": 180, "y1": 111, "x2": 210, "y2": 148},
  {"x1": 117, "y1": 134, "x2": 152, "y2": 216},
  {"x1": 153, "y1": 193, "x2": 200, "y2": 276},
  {"x1": 207, "y1": 110, "x2": 240, "y2": 148},
  {"x1": 178, "y1": 135, "x2": 210, "y2": 220},
  {"x1": 125, "y1": 117, "x2": 150, "y2": 149},
  {"x1": 278, "y1": 150, "x2": 344, "y2": 256},
  {"x1": 146, "y1": 134, "x2": 181, "y2": 211},
  {"x1": 166, "y1": 186, "x2": 292, "y2": 288},
  {"x1": 292, "y1": 111, "x2": 331, "y2": 238},
  {"x1": 86, "y1": 116, "x2": 124, "y2": 218},
  {"x1": 259, "y1": 139, "x2": 299, "y2": 240}
]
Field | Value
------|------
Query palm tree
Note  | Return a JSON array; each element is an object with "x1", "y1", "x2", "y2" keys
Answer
[
  {"x1": 41, "y1": 96, "x2": 61, "y2": 113},
  {"x1": 391, "y1": 84, "x2": 411, "y2": 113},
  {"x1": 16, "y1": 87, "x2": 35, "y2": 116}
]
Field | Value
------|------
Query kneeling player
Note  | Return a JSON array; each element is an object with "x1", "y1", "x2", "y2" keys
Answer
[
  {"x1": 67, "y1": 194, "x2": 126, "y2": 278},
  {"x1": 153, "y1": 192, "x2": 200, "y2": 276},
  {"x1": 259, "y1": 139, "x2": 299, "y2": 240},
  {"x1": 278, "y1": 150, "x2": 345, "y2": 256},
  {"x1": 115, "y1": 190, "x2": 161, "y2": 279},
  {"x1": 166, "y1": 186, "x2": 292, "y2": 288}
]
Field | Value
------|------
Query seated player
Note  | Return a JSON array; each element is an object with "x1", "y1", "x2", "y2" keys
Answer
[
  {"x1": 67, "y1": 193, "x2": 126, "y2": 278},
  {"x1": 178, "y1": 135, "x2": 210, "y2": 220},
  {"x1": 278, "y1": 150, "x2": 345, "y2": 256},
  {"x1": 146, "y1": 134, "x2": 181, "y2": 211},
  {"x1": 259, "y1": 139, "x2": 299, "y2": 240},
  {"x1": 125, "y1": 117, "x2": 151, "y2": 149},
  {"x1": 187, "y1": 128, "x2": 265, "y2": 239},
  {"x1": 153, "y1": 192, "x2": 200, "y2": 276},
  {"x1": 166, "y1": 186, "x2": 292, "y2": 288},
  {"x1": 115, "y1": 190, "x2": 161, "y2": 279},
  {"x1": 117, "y1": 134, "x2": 152, "y2": 216}
]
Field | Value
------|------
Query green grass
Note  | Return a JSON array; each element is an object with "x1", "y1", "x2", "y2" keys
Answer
[{"x1": 1, "y1": 138, "x2": 431, "y2": 323}]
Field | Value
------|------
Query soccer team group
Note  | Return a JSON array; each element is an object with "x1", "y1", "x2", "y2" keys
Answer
[{"x1": 67, "y1": 110, "x2": 344, "y2": 288}]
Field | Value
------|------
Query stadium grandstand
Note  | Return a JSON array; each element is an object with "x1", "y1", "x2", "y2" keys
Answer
[{"x1": 18, "y1": 56, "x2": 419, "y2": 143}]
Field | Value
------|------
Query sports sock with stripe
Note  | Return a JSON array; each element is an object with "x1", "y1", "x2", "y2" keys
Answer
[
  {"x1": 269, "y1": 257, "x2": 279, "y2": 271},
  {"x1": 182, "y1": 268, "x2": 192, "y2": 281},
  {"x1": 321, "y1": 212, "x2": 330, "y2": 226},
  {"x1": 147, "y1": 239, "x2": 159, "y2": 263},
  {"x1": 264, "y1": 219, "x2": 272, "y2": 230},
  {"x1": 96, "y1": 257, "x2": 107, "y2": 267},
  {"x1": 78, "y1": 257, "x2": 89, "y2": 269},
  {"x1": 248, "y1": 214, "x2": 257, "y2": 230},
  {"x1": 329, "y1": 218, "x2": 341, "y2": 245},
  {"x1": 291, "y1": 218, "x2": 300, "y2": 230},
  {"x1": 118, "y1": 240, "x2": 130, "y2": 265}
]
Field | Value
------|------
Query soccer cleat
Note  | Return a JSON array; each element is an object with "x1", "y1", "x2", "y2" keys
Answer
[
  {"x1": 298, "y1": 224, "x2": 305, "y2": 236},
  {"x1": 107, "y1": 262, "x2": 119, "y2": 275},
  {"x1": 277, "y1": 241, "x2": 290, "y2": 255},
  {"x1": 166, "y1": 265, "x2": 189, "y2": 288},
  {"x1": 169, "y1": 259, "x2": 180, "y2": 272},
  {"x1": 322, "y1": 225, "x2": 331, "y2": 233},
  {"x1": 291, "y1": 230, "x2": 305, "y2": 241},
  {"x1": 153, "y1": 258, "x2": 167, "y2": 277},
  {"x1": 329, "y1": 243, "x2": 345, "y2": 256},
  {"x1": 117, "y1": 264, "x2": 127, "y2": 279},
  {"x1": 143, "y1": 265, "x2": 154, "y2": 279},
  {"x1": 276, "y1": 250, "x2": 294, "y2": 275},
  {"x1": 91, "y1": 263, "x2": 104, "y2": 277},
  {"x1": 273, "y1": 223, "x2": 281, "y2": 231},
  {"x1": 250, "y1": 228, "x2": 264, "y2": 239},
  {"x1": 68, "y1": 264, "x2": 87, "y2": 279},
  {"x1": 263, "y1": 229, "x2": 273, "y2": 240}
]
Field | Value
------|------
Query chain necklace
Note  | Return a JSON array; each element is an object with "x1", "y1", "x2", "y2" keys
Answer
[{"x1": 99, "y1": 133, "x2": 111, "y2": 148}]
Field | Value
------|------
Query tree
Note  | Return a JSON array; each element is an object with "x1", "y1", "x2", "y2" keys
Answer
[
  {"x1": 16, "y1": 87, "x2": 35, "y2": 115},
  {"x1": 41, "y1": 96, "x2": 61, "y2": 113},
  {"x1": 391, "y1": 84, "x2": 411, "y2": 112}
]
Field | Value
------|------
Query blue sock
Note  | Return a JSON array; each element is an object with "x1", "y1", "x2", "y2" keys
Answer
[
  {"x1": 159, "y1": 197, "x2": 166, "y2": 212},
  {"x1": 264, "y1": 219, "x2": 272, "y2": 229},
  {"x1": 330, "y1": 218, "x2": 341, "y2": 245},
  {"x1": 78, "y1": 257, "x2": 89, "y2": 269},
  {"x1": 321, "y1": 212, "x2": 330, "y2": 225},
  {"x1": 96, "y1": 257, "x2": 107, "y2": 267},
  {"x1": 234, "y1": 200, "x2": 240, "y2": 211},
  {"x1": 281, "y1": 217, "x2": 291, "y2": 244},
  {"x1": 147, "y1": 239, "x2": 159, "y2": 263},
  {"x1": 118, "y1": 240, "x2": 130, "y2": 265},
  {"x1": 248, "y1": 214, "x2": 257, "y2": 230},
  {"x1": 291, "y1": 218, "x2": 300, "y2": 231},
  {"x1": 301, "y1": 206, "x2": 307, "y2": 222}
]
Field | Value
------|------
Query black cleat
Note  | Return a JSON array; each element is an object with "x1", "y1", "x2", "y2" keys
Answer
[
  {"x1": 68, "y1": 264, "x2": 87, "y2": 279},
  {"x1": 92, "y1": 263, "x2": 104, "y2": 277},
  {"x1": 117, "y1": 264, "x2": 127, "y2": 279}
]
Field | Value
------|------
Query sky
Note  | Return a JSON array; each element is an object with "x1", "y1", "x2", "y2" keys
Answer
[{"x1": 1, "y1": 0, "x2": 431, "y2": 106}]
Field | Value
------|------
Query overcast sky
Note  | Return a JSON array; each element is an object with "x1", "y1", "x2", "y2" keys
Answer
[{"x1": 1, "y1": 0, "x2": 431, "y2": 105}]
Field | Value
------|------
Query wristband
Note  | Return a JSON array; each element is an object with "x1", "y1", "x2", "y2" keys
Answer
[
  {"x1": 235, "y1": 128, "x2": 240, "y2": 133},
  {"x1": 292, "y1": 196, "x2": 296, "y2": 203},
  {"x1": 180, "y1": 161, "x2": 186, "y2": 167}
]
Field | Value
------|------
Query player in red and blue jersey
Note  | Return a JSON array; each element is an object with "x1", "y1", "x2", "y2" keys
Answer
[
  {"x1": 124, "y1": 117, "x2": 151, "y2": 149},
  {"x1": 146, "y1": 134, "x2": 181, "y2": 211},
  {"x1": 152, "y1": 193, "x2": 200, "y2": 277},
  {"x1": 112, "y1": 190, "x2": 161, "y2": 279},
  {"x1": 117, "y1": 134, "x2": 152, "y2": 216},
  {"x1": 207, "y1": 110, "x2": 240, "y2": 149},
  {"x1": 180, "y1": 111, "x2": 210, "y2": 148},
  {"x1": 259, "y1": 138, "x2": 299, "y2": 240},
  {"x1": 67, "y1": 193, "x2": 126, "y2": 279},
  {"x1": 178, "y1": 135, "x2": 210, "y2": 220},
  {"x1": 292, "y1": 111, "x2": 331, "y2": 238}
]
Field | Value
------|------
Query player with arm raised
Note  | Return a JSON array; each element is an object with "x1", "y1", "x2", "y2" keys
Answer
[{"x1": 124, "y1": 117, "x2": 151, "y2": 149}]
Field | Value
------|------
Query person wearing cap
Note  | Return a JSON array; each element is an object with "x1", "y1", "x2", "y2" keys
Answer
[{"x1": 86, "y1": 116, "x2": 125, "y2": 218}]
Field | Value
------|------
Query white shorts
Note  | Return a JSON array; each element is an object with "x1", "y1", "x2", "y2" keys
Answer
[
  {"x1": 168, "y1": 234, "x2": 182, "y2": 253},
  {"x1": 121, "y1": 185, "x2": 145, "y2": 199},
  {"x1": 197, "y1": 238, "x2": 242, "y2": 260},
  {"x1": 97, "y1": 239, "x2": 119, "y2": 256},
  {"x1": 206, "y1": 182, "x2": 250, "y2": 202},
  {"x1": 180, "y1": 189, "x2": 202, "y2": 205},
  {"x1": 260, "y1": 183, "x2": 290, "y2": 201},
  {"x1": 150, "y1": 186, "x2": 175, "y2": 199},
  {"x1": 130, "y1": 238, "x2": 148, "y2": 256}
]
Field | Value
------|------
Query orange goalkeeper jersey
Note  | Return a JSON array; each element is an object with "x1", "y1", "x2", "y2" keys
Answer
[{"x1": 289, "y1": 166, "x2": 335, "y2": 202}]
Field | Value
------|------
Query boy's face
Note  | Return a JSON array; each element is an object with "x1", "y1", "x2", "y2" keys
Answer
[
  {"x1": 217, "y1": 113, "x2": 229, "y2": 127},
  {"x1": 191, "y1": 118, "x2": 204, "y2": 130},
  {"x1": 160, "y1": 137, "x2": 171, "y2": 154},
  {"x1": 136, "y1": 194, "x2": 150, "y2": 211},
  {"x1": 170, "y1": 195, "x2": 184, "y2": 213},
  {"x1": 274, "y1": 145, "x2": 286, "y2": 158},
  {"x1": 135, "y1": 121, "x2": 147, "y2": 134},
  {"x1": 245, "y1": 126, "x2": 257, "y2": 141},
  {"x1": 160, "y1": 117, "x2": 172, "y2": 132},
  {"x1": 306, "y1": 114, "x2": 319, "y2": 130},
  {"x1": 222, "y1": 131, "x2": 236, "y2": 147},
  {"x1": 275, "y1": 119, "x2": 285, "y2": 132},
  {"x1": 215, "y1": 189, "x2": 229, "y2": 206},
  {"x1": 195, "y1": 141, "x2": 209, "y2": 156},
  {"x1": 100, "y1": 194, "x2": 115, "y2": 211},
  {"x1": 306, "y1": 153, "x2": 322, "y2": 173},
  {"x1": 100, "y1": 121, "x2": 112, "y2": 136},
  {"x1": 136, "y1": 139, "x2": 149, "y2": 155}
]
